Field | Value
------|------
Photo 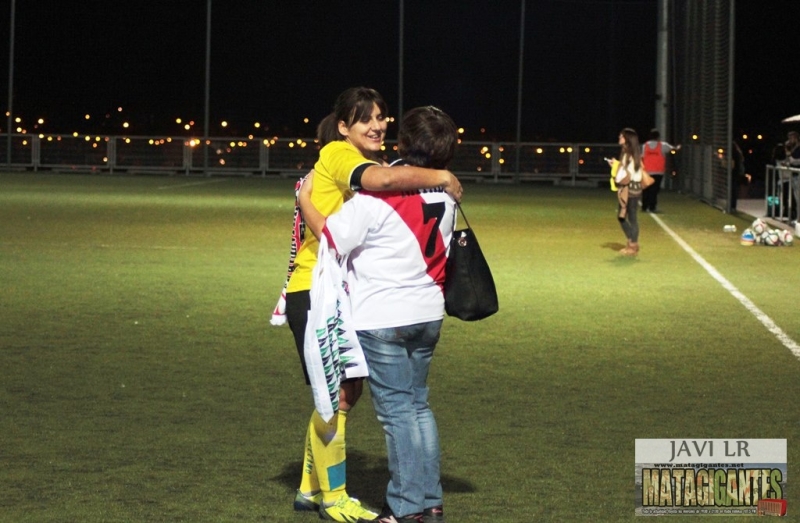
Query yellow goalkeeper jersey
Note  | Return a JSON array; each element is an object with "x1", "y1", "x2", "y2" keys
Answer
[{"x1": 286, "y1": 140, "x2": 377, "y2": 292}]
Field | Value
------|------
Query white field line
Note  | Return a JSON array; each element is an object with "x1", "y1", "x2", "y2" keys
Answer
[
  {"x1": 157, "y1": 178, "x2": 229, "y2": 190},
  {"x1": 649, "y1": 213, "x2": 800, "y2": 361}
]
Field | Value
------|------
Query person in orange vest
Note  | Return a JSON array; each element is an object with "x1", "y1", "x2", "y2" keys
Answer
[{"x1": 641, "y1": 129, "x2": 680, "y2": 213}]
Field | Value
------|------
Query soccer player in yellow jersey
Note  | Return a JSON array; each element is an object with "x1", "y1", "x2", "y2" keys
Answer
[{"x1": 285, "y1": 87, "x2": 462, "y2": 522}]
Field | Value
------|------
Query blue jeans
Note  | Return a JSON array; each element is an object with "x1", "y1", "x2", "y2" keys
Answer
[{"x1": 358, "y1": 320, "x2": 443, "y2": 517}]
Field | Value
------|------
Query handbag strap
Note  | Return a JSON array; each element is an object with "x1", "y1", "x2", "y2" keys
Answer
[{"x1": 455, "y1": 202, "x2": 472, "y2": 230}]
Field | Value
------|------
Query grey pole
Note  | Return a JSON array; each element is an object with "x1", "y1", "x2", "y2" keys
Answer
[
  {"x1": 655, "y1": 0, "x2": 669, "y2": 137},
  {"x1": 397, "y1": 0, "x2": 404, "y2": 128},
  {"x1": 514, "y1": 0, "x2": 525, "y2": 182},
  {"x1": 203, "y1": 0, "x2": 211, "y2": 176},
  {"x1": 6, "y1": 0, "x2": 15, "y2": 170}
]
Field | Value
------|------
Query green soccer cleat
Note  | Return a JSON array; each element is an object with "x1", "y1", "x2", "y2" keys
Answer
[{"x1": 319, "y1": 495, "x2": 378, "y2": 522}]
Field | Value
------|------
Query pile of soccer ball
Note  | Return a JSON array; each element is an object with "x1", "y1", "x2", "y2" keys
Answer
[{"x1": 740, "y1": 219, "x2": 794, "y2": 247}]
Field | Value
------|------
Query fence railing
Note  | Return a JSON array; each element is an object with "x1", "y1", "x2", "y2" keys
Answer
[
  {"x1": 765, "y1": 164, "x2": 800, "y2": 222},
  {"x1": 0, "y1": 133, "x2": 621, "y2": 186}
]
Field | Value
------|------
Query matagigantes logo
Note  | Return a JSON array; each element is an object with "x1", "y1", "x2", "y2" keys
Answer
[{"x1": 635, "y1": 439, "x2": 787, "y2": 516}]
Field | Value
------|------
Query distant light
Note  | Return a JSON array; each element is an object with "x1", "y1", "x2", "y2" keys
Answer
[
  {"x1": 85, "y1": 114, "x2": 91, "y2": 120},
  {"x1": 176, "y1": 118, "x2": 182, "y2": 124},
  {"x1": 457, "y1": 128, "x2": 465, "y2": 134},
  {"x1": 117, "y1": 107, "x2": 123, "y2": 112},
  {"x1": 498, "y1": 158, "x2": 505, "y2": 165},
  {"x1": 221, "y1": 121, "x2": 228, "y2": 127},
  {"x1": 480, "y1": 128, "x2": 486, "y2": 134},
  {"x1": 122, "y1": 122, "x2": 130, "y2": 128},
  {"x1": 498, "y1": 146, "x2": 505, "y2": 152},
  {"x1": 303, "y1": 118, "x2": 309, "y2": 124},
  {"x1": 184, "y1": 124, "x2": 191, "y2": 130},
  {"x1": 566, "y1": 147, "x2": 573, "y2": 153},
  {"x1": 73, "y1": 132, "x2": 79, "y2": 137},
  {"x1": 584, "y1": 147, "x2": 591, "y2": 153},
  {"x1": 37, "y1": 118, "x2": 44, "y2": 125},
  {"x1": 559, "y1": 147, "x2": 566, "y2": 153},
  {"x1": 254, "y1": 122, "x2": 261, "y2": 128},
  {"x1": 14, "y1": 117, "x2": 21, "y2": 123},
  {"x1": 692, "y1": 134, "x2": 698, "y2": 140},
  {"x1": 742, "y1": 134, "x2": 748, "y2": 140},
  {"x1": 536, "y1": 148, "x2": 543, "y2": 154},
  {"x1": 484, "y1": 153, "x2": 491, "y2": 159},
  {"x1": 757, "y1": 134, "x2": 763, "y2": 140}
]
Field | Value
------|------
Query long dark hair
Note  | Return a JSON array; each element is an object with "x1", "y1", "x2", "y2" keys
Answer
[
  {"x1": 317, "y1": 87, "x2": 389, "y2": 147},
  {"x1": 316, "y1": 87, "x2": 389, "y2": 163},
  {"x1": 619, "y1": 128, "x2": 642, "y2": 170}
]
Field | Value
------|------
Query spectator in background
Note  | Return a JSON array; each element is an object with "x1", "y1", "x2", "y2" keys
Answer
[
  {"x1": 641, "y1": 128, "x2": 680, "y2": 213},
  {"x1": 607, "y1": 128, "x2": 644, "y2": 256},
  {"x1": 729, "y1": 141, "x2": 747, "y2": 211},
  {"x1": 780, "y1": 131, "x2": 800, "y2": 223}
]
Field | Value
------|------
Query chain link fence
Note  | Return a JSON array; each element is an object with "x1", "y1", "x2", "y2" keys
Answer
[{"x1": 672, "y1": 0, "x2": 735, "y2": 212}]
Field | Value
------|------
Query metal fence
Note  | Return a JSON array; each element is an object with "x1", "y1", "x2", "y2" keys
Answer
[{"x1": 0, "y1": 133, "x2": 621, "y2": 186}]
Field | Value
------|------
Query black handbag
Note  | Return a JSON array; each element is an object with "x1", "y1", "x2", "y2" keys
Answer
[{"x1": 444, "y1": 204, "x2": 499, "y2": 321}]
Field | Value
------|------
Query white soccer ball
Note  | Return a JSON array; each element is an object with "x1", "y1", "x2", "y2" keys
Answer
[
  {"x1": 751, "y1": 219, "x2": 767, "y2": 235},
  {"x1": 781, "y1": 230, "x2": 794, "y2": 246},
  {"x1": 764, "y1": 229, "x2": 781, "y2": 246}
]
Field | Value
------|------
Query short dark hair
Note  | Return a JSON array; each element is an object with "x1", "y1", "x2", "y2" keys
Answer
[
  {"x1": 648, "y1": 128, "x2": 660, "y2": 141},
  {"x1": 397, "y1": 106, "x2": 458, "y2": 169}
]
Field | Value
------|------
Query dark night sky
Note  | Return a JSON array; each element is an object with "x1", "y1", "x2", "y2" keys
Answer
[{"x1": 0, "y1": 0, "x2": 797, "y2": 145}]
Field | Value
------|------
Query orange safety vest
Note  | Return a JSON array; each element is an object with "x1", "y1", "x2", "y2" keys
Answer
[{"x1": 642, "y1": 142, "x2": 666, "y2": 173}]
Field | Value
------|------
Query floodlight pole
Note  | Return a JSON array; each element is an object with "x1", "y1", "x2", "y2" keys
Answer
[
  {"x1": 6, "y1": 0, "x2": 15, "y2": 171},
  {"x1": 514, "y1": 0, "x2": 525, "y2": 183},
  {"x1": 397, "y1": 0, "x2": 404, "y2": 128},
  {"x1": 654, "y1": 0, "x2": 669, "y2": 139},
  {"x1": 203, "y1": 0, "x2": 212, "y2": 176}
]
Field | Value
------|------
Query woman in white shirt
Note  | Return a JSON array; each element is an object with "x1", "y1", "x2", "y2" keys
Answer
[{"x1": 608, "y1": 128, "x2": 644, "y2": 256}]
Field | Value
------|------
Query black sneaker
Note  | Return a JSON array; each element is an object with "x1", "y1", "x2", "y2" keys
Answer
[
  {"x1": 423, "y1": 506, "x2": 444, "y2": 522},
  {"x1": 358, "y1": 504, "x2": 423, "y2": 523}
]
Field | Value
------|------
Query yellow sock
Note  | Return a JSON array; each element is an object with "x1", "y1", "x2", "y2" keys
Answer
[
  {"x1": 309, "y1": 409, "x2": 348, "y2": 503},
  {"x1": 298, "y1": 417, "x2": 319, "y2": 495}
]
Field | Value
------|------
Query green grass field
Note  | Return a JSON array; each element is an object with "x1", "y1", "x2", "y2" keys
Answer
[{"x1": 1, "y1": 173, "x2": 799, "y2": 522}]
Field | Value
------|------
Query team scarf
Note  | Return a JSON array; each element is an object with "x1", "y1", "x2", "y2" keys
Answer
[{"x1": 270, "y1": 175, "x2": 308, "y2": 326}]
